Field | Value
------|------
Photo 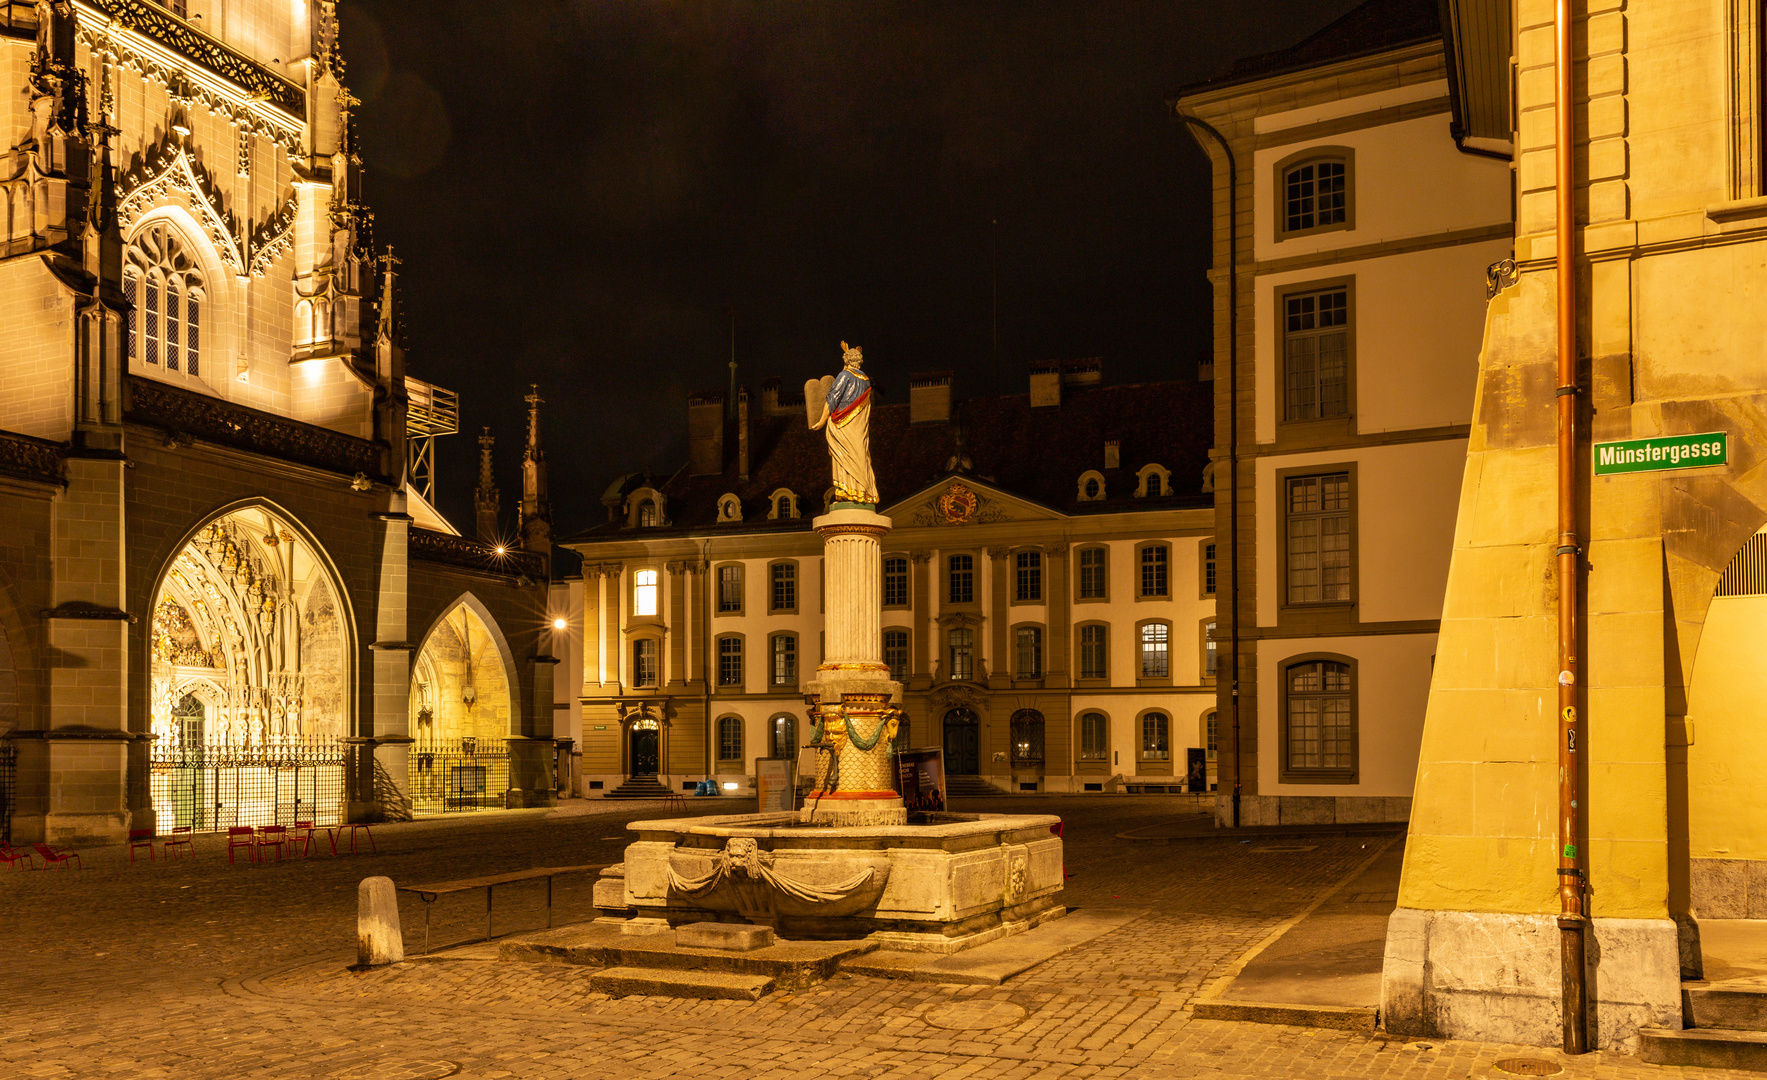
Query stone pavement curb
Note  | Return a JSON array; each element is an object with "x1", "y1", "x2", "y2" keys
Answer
[{"x1": 1189, "y1": 832, "x2": 1403, "y2": 1031}]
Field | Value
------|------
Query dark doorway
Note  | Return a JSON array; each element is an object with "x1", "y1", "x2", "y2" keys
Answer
[
  {"x1": 943, "y1": 708, "x2": 979, "y2": 775},
  {"x1": 630, "y1": 723, "x2": 659, "y2": 775}
]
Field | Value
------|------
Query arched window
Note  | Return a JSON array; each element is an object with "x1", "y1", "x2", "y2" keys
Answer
[
  {"x1": 717, "y1": 635, "x2": 744, "y2": 687},
  {"x1": 1010, "y1": 709, "x2": 1045, "y2": 764},
  {"x1": 1078, "y1": 624, "x2": 1108, "y2": 680},
  {"x1": 637, "y1": 500, "x2": 658, "y2": 527},
  {"x1": 1139, "y1": 622, "x2": 1170, "y2": 678},
  {"x1": 769, "y1": 489, "x2": 798, "y2": 520},
  {"x1": 1280, "y1": 154, "x2": 1349, "y2": 236},
  {"x1": 1140, "y1": 711, "x2": 1170, "y2": 762},
  {"x1": 125, "y1": 220, "x2": 205, "y2": 379},
  {"x1": 1079, "y1": 711, "x2": 1108, "y2": 761},
  {"x1": 1284, "y1": 658, "x2": 1355, "y2": 776},
  {"x1": 770, "y1": 713, "x2": 798, "y2": 758},
  {"x1": 770, "y1": 633, "x2": 797, "y2": 687},
  {"x1": 632, "y1": 569, "x2": 659, "y2": 617},
  {"x1": 717, "y1": 716, "x2": 744, "y2": 763},
  {"x1": 1203, "y1": 710, "x2": 1219, "y2": 761}
]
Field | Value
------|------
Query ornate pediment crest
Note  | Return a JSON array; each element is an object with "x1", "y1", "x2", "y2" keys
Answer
[
  {"x1": 893, "y1": 477, "x2": 1058, "y2": 529},
  {"x1": 119, "y1": 138, "x2": 243, "y2": 272}
]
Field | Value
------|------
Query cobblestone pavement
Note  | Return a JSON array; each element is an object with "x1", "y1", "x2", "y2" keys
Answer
[{"x1": 0, "y1": 797, "x2": 1747, "y2": 1079}]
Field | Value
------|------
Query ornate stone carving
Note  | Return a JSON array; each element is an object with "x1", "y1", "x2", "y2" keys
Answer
[
  {"x1": 80, "y1": 0, "x2": 305, "y2": 117},
  {"x1": 247, "y1": 191, "x2": 297, "y2": 278},
  {"x1": 408, "y1": 528, "x2": 546, "y2": 580},
  {"x1": 666, "y1": 836, "x2": 888, "y2": 919},
  {"x1": 125, "y1": 375, "x2": 380, "y2": 477},
  {"x1": 1486, "y1": 258, "x2": 1519, "y2": 300},
  {"x1": 118, "y1": 139, "x2": 243, "y2": 272},
  {"x1": 910, "y1": 482, "x2": 1011, "y2": 527},
  {"x1": 0, "y1": 429, "x2": 66, "y2": 487}
]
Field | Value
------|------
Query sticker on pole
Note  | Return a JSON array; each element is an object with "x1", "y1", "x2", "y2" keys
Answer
[{"x1": 1594, "y1": 432, "x2": 1727, "y2": 475}]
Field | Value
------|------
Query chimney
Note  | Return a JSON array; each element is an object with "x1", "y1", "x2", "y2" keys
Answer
[
  {"x1": 909, "y1": 371, "x2": 953, "y2": 424},
  {"x1": 688, "y1": 391, "x2": 725, "y2": 476},
  {"x1": 1104, "y1": 440, "x2": 1120, "y2": 470},
  {"x1": 737, "y1": 386, "x2": 750, "y2": 481},
  {"x1": 760, "y1": 376, "x2": 782, "y2": 416},
  {"x1": 1029, "y1": 360, "x2": 1061, "y2": 408},
  {"x1": 1062, "y1": 357, "x2": 1103, "y2": 390}
]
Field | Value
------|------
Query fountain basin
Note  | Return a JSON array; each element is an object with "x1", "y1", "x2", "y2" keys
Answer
[{"x1": 605, "y1": 810, "x2": 1066, "y2": 953}]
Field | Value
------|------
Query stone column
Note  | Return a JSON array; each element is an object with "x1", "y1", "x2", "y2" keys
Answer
[
  {"x1": 802, "y1": 509, "x2": 905, "y2": 826},
  {"x1": 986, "y1": 547, "x2": 1011, "y2": 688},
  {"x1": 604, "y1": 566, "x2": 623, "y2": 689},
  {"x1": 666, "y1": 560, "x2": 689, "y2": 686},
  {"x1": 911, "y1": 550, "x2": 933, "y2": 684},
  {"x1": 363, "y1": 504, "x2": 413, "y2": 822}
]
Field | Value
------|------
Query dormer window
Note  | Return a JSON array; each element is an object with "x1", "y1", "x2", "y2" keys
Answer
[
  {"x1": 1077, "y1": 470, "x2": 1106, "y2": 502},
  {"x1": 637, "y1": 500, "x2": 658, "y2": 527},
  {"x1": 768, "y1": 489, "x2": 798, "y2": 520},
  {"x1": 1136, "y1": 464, "x2": 1171, "y2": 498},
  {"x1": 717, "y1": 494, "x2": 742, "y2": 523}
]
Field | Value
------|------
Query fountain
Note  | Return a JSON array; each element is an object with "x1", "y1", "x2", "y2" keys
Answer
[{"x1": 591, "y1": 344, "x2": 1066, "y2": 954}]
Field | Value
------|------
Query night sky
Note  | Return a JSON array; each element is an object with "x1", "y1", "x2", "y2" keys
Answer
[{"x1": 341, "y1": 0, "x2": 1364, "y2": 537}]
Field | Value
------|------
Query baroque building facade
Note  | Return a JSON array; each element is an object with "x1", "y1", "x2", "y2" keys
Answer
[
  {"x1": 1172, "y1": 0, "x2": 1510, "y2": 828},
  {"x1": 555, "y1": 364, "x2": 1219, "y2": 797},
  {"x1": 0, "y1": 0, "x2": 555, "y2": 845}
]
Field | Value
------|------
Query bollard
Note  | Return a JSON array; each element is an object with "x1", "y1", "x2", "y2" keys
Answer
[{"x1": 357, "y1": 876, "x2": 404, "y2": 967}]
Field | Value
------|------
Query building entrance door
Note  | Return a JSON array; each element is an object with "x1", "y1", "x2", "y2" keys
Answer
[
  {"x1": 630, "y1": 724, "x2": 659, "y2": 775},
  {"x1": 943, "y1": 708, "x2": 979, "y2": 774}
]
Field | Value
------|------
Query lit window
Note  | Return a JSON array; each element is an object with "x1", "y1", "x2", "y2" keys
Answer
[
  {"x1": 883, "y1": 629, "x2": 908, "y2": 678},
  {"x1": 948, "y1": 627, "x2": 974, "y2": 682},
  {"x1": 1079, "y1": 625, "x2": 1107, "y2": 680},
  {"x1": 1205, "y1": 711, "x2": 1219, "y2": 761},
  {"x1": 1079, "y1": 712, "x2": 1108, "y2": 761},
  {"x1": 771, "y1": 714, "x2": 797, "y2": 758},
  {"x1": 1140, "y1": 545, "x2": 1169, "y2": 597},
  {"x1": 1011, "y1": 710, "x2": 1045, "y2": 764},
  {"x1": 632, "y1": 569, "x2": 658, "y2": 616},
  {"x1": 126, "y1": 221, "x2": 204, "y2": 379},
  {"x1": 1286, "y1": 660, "x2": 1353, "y2": 772},
  {"x1": 1204, "y1": 620, "x2": 1218, "y2": 679},
  {"x1": 771, "y1": 634, "x2": 796, "y2": 686},
  {"x1": 637, "y1": 500, "x2": 658, "y2": 527},
  {"x1": 1139, "y1": 622, "x2": 1170, "y2": 679},
  {"x1": 1015, "y1": 551, "x2": 1042, "y2": 602},
  {"x1": 632, "y1": 639, "x2": 658, "y2": 687},
  {"x1": 948, "y1": 554, "x2": 974, "y2": 604},
  {"x1": 718, "y1": 565, "x2": 742, "y2": 613},
  {"x1": 717, "y1": 716, "x2": 743, "y2": 762},
  {"x1": 718, "y1": 636, "x2": 743, "y2": 687},
  {"x1": 1286, "y1": 474, "x2": 1351, "y2": 604},
  {"x1": 1141, "y1": 712, "x2": 1170, "y2": 761},
  {"x1": 1283, "y1": 288, "x2": 1349, "y2": 421},
  {"x1": 1015, "y1": 626, "x2": 1042, "y2": 678},
  {"x1": 1079, "y1": 548, "x2": 1107, "y2": 599},
  {"x1": 770, "y1": 562, "x2": 796, "y2": 611},
  {"x1": 1283, "y1": 158, "x2": 1347, "y2": 234},
  {"x1": 883, "y1": 556, "x2": 909, "y2": 606}
]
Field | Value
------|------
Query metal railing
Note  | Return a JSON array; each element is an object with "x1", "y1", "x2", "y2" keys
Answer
[
  {"x1": 149, "y1": 736, "x2": 346, "y2": 833},
  {"x1": 0, "y1": 740, "x2": 15, "y2": 844},
  {"x1": 409, "y1": 738, "x2": 510, "y2": 817}
]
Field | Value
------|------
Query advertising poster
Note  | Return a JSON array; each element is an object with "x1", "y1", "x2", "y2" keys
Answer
[
  {"x1": 1186, "y1": 747, "x2": 1208, "y2": 793},
  {"x1": 755, "y1": 757, "x2": 795, "y2": 812},
  {"x1": 897, "y1": 747, "x2": 947, "y2": 813}
]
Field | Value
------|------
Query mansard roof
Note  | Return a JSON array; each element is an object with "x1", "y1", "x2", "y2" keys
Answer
[
  {"x1": 563, "y1": 377, "x2": 1212, "y2": 543},
  {"x1": 1177, "y1": 0, "x2": 1441, "y2": 97}
]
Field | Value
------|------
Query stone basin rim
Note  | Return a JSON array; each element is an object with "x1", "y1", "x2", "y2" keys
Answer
[{"x1": 624, "y1": 811, "x2": 1062, "y2": 839}]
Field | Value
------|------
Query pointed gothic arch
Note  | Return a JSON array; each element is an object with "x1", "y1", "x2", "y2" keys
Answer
[{"x1": 410, "y1": 592, "x2": 522, "y2": 741}]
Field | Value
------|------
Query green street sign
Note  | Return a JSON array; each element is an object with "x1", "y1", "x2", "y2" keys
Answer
[{"x1": 1594, "y1": 432, "x2": 1728, "y2": 475}]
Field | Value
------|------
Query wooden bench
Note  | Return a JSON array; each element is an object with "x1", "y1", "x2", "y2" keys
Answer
[{"x1": 399, "y1": 864, "x2": 604, "y2": 954}]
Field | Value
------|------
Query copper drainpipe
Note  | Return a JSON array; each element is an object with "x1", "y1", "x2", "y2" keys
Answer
[{"x1": 1554, "y1": 0, "x2": 1589, "y2": 1054}]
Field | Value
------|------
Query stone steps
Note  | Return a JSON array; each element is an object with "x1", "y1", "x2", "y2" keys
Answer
[
  {"x1": 590, "y1": 966, "x2": 775, "y2": 1000},
  {"x1": 1640, "y1": 981, "x2": 1767, "y2": 1070},
  {"x1": 499, "y1": 921, "x2": 877, "y2": 992},
  {"x1": 602, "y1": 777, "x2": 674, "y2": 799},
  {"x1": 945, "y1": 775, "x2": 1008, "y2": 797}
]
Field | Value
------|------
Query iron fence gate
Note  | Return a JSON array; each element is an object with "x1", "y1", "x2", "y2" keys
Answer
[
  {"x1": 0, "y1": 740, "x2": 15, "y2": 844},
  {"x1": 409, "y1": 738, "x2": 510, "y2": 816},
  {"x1": 149, "y1": 737, "x2": 346, "y2": 833}
]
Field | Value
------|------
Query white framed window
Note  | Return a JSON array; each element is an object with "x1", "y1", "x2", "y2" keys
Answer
[
  {"x1": 632, "y1": 569, "x2": 659, "y2": 616},
  {"x1": 125, "y1": 220, "x2": 205, "y2": 382},
  {"x1": 1280, "y1": 155, "x2": 1350, "y2": 236}
]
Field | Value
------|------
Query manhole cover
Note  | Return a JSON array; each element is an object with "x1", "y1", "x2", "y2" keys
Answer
[
  {"x1": 333, "y1": 1062, "x2": 460, "y2": 1080},
  {"x1": 923, "y1": 1000, "x2": 1029, "y2": 1030},
  {"x1": 1493, "y1": 1059, "x2": 1562, "y2": 1076}
]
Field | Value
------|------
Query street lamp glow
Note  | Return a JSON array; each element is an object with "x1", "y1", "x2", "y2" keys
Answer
[
  {"x1": 552, "y1": 618, "x2": 567, "y2": 630},
  {"x1": 494, "y1": 545, "x2": 506, "y2": 555}
]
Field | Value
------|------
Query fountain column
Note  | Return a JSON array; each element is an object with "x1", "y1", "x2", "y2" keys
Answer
[{"x1": 802, "y1": 507, "x2": 906, "y2": 826}]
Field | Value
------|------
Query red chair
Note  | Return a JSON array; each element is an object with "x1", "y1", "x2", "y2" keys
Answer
[
  {"x1": 225, "y1": 827, "x2": 255, "y2": 864},
  {"x1": 32, "y1": 843, "x2": 81, "y2": 870},
  {"x1": 252, "y1": 825, "x2": 287, "y2": 863},
  {"x1": 127, "y1": 828, "x2": 156, "y2": 863},
  {"x1": 162, "y1": 826, "x2": 194, "y2": 860},
  {"x1": 0, "y1": 844, "x2": 33, "y2": 870},
  {"x1": 288, "y1": 821, "x2": 315, "y2": 858}
]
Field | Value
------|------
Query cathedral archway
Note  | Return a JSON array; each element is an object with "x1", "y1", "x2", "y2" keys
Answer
[
  {"x1": 408, "y1": 595, "x2": 520, "y2": 814},
  {"x1": 148, "y1": 502, "x2": 354, "y2": 748},
  {"x1": 146, "y1": 503, "x2": 354, "y2": 830}
]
